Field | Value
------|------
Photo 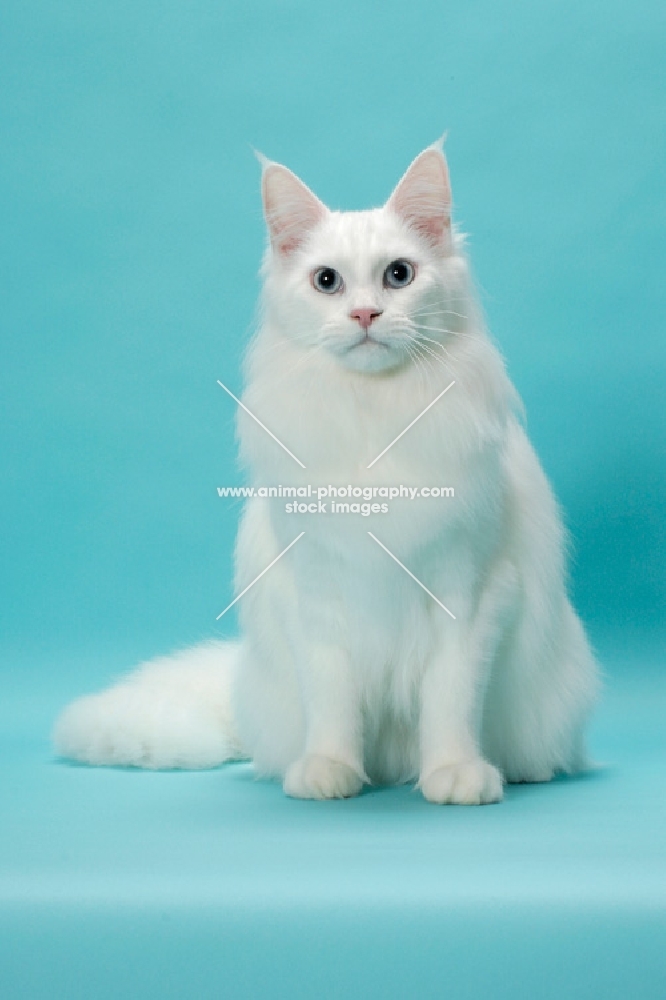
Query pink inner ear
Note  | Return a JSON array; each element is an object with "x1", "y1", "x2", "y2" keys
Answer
[
  {"x1": 387, "y1": 148, "x2": 452, "y2": 250},
  {"x1": 262, "y1": 164, "x2": 327, "y2": 257}
]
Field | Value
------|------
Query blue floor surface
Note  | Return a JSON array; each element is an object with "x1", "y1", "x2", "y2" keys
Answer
[{"x1": 1, "y1": 642, "x2": 665, "y2": 999}]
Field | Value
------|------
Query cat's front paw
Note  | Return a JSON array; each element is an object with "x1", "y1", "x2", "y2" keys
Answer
[
  {"x1": 283, "y1": 754, "x2": 364, "y2": 800},
  {"x1": 420, "y1": 759, "x2": 503, "y2": 805}
]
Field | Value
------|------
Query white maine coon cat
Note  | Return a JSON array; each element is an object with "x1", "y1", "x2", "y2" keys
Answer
[{"x1": 54, "y1": 143, "x2": 599, "y2": 804}]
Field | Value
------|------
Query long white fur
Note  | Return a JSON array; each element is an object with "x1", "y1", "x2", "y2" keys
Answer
[{"x1": 54, "y1": 144, "x2": 599, "y2": 804}]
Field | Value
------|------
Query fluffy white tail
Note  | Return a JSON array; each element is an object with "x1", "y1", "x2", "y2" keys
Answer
[{"x1": 53, "y1": 641, "x2": 245, "y2": 769}]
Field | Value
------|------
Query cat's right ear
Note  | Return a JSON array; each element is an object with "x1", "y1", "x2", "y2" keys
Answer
[
  {"x1": 259, "y1": 159, "x2": 328, "y2": 258},
  {"x1": 386, "y1": 143, "x2": 452, "y2": 252}
]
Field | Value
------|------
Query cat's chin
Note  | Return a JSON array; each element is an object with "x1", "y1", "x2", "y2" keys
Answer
[{"x1": 333, "y1": 339, "x2": 408, "y2": 375}]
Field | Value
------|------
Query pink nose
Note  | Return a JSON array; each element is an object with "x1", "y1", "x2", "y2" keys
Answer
[{"x1": 350, "y1": 308, "x2": 383, "y2": 330}]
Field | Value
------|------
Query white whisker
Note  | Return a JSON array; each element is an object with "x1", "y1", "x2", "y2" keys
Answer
[
  {"x1": 406, "y1": 335, "x2": 459, "y2": 382},
  {"x1": 414, "y1": 340, "x2": 456, "y2": 374},
  {"x1": 405, "y1": 342, "x2": 432, "y2": 391},
  {"x1": 412, "y1": 309, "x2": 467, "y2": 321},
  {"x1": 411, "y1": 304, "x2": 468, "y2": 320},
  {"x1": 413, "y1": 323, "x2": 475, "y2": 342}
]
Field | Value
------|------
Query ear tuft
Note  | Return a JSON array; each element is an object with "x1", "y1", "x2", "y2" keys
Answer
[
  {"x1": 261, "y1": 162, "x2": 328, "y2": 258},
  {"x1": 252, "y1": 147, "x2": 271, "y2": 171},
  {"x1": 386, "y1": 144, "x2": 452, "y2": 251}
]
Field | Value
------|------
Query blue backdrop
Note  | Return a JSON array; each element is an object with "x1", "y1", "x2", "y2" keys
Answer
[{"x1": 1, "y1": 2, "x2": 665, "y2": 998}]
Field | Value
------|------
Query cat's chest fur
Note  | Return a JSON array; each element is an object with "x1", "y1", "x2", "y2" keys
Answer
[{"x1": 240, "y1": 346, "x2": 507, "y2": 566}]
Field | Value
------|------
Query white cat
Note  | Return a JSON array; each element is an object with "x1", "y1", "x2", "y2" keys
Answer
[{"x1": 54, "y1": 143, "x2": 599, "y2": 804}]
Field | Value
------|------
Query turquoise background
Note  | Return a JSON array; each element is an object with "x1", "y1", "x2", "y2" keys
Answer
[{"x1": 1, "y1": 2, "x2": 665, "y2": 997}]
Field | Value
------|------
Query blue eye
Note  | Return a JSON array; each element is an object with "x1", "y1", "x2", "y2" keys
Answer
[
  {"x1": 313, "y1": 267, "x2": 343, "y2": 294},
  {"x1": 383, "y1": 259, "x2": 415, "y2": 289}
]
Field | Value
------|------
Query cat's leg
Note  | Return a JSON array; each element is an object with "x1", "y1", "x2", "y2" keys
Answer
[
  {"x1": 418, "y1": 637, "x2": 503, "y2": 805},
  {"x1": 418, "y1": 560, "x2": 518, "y2": 805},
  {"x1": 283, "y1": 638, "x2": 366, "y2": 801},
  {"x1": 236, "y1": 501, "x2": 365, "y2": 798}
]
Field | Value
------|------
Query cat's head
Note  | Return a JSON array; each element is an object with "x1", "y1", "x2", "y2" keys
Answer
[{"x1": 259, "y1": 143, "x2": 469, "y2": 375}]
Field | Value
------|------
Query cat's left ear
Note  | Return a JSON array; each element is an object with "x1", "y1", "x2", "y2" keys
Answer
[
  {"x1": 260, "y1": 159, "x2": 328, "y2": 258},
  {"x1": 386, "y1": 142, "x2": 452, "y2": 253}
]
